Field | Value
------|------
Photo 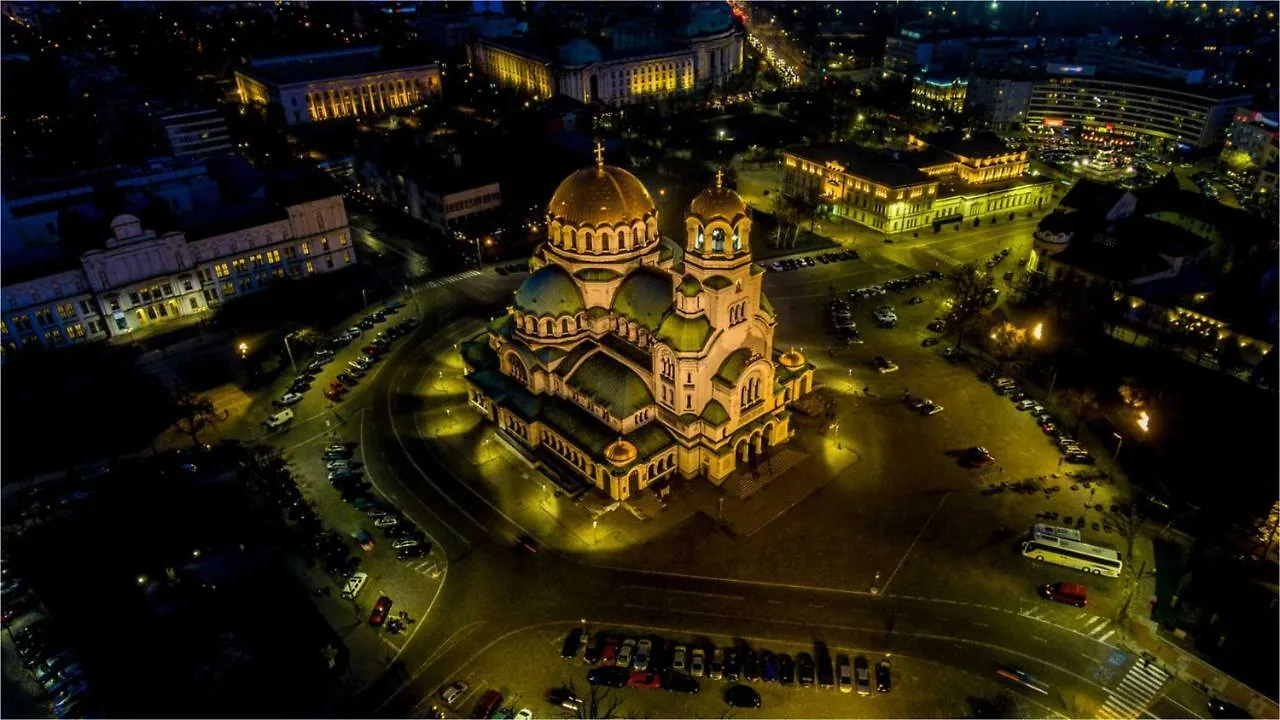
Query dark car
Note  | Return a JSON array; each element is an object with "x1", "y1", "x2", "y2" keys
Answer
[
  {"x1": 583, "y1": 633, "x2": 603, "y2": 664},
  {"x1": 724, "y1": 684, "x2": 761, "y2": 709},
  {"x1": 561, "y1": 629, "x2": 584, "y2": 660},
  {"x1": 723, "y1": 649, "x2": 741, "y2": 681},
  {"x1": 816, "y1": 652, "x2": 835, "y2": 689},
  {"x1": 587, "y1": 667, "x2": 629, "y2": 688},
  {"x1": 398, "y1": 545, "x2": 429, "y2": 560},
  {"x1": 777, "y1": 653, "x2": 795, "y2": 686},
  {"x1": 761, "y1": 651, "x2": 778, "y2": 683},
  {"x1": 796, "y1": 653, "x2": 816, "y2": 687},
  {"x1": 337, "y1": 373, "x2": 359, "y2": 386},
  {"x1": 471, "y1": 690, "x2": 503, "y2": 719},
  {"x1": 854, "y1": 655, "x2": 871, "y2": 696},
  {"x1": 1208, "y1": 698, "x2": 1252, "y2": 719},
  {"x1": 664, "y1": 671, "x2": 700, "y2": 694},
  {"x1": 743, "y1": 651, "x2": 762, "y2": 682},
  {"x1": 876, "y1": 659, "x2": 892, "y2": 692}
]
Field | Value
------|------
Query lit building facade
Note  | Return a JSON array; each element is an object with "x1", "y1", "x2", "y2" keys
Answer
[
  {"x1": 470, "y1": 9, "x2": 742, "y2": 106},
  {"x1": 911, "y1": 74, "x2": 967, "y2": 114},
  {"x1": 160, "y1": 108, "x2": 233, "y2": 162},
  {"x1": 1, "y1": 194, "x2": 355, "y2": 358},
  {"x1": 461, "y1": 152, "x2": 813, "y2": 501},
  {"x1": 235, "y1": 47, "x2": 442, "y2": 125},
  {"x1": 1025, "y1": 69, "x2": 1251, "y2": 150},
  {"x1": 782, "y1": 133, "x2": 1053, "y2": 234},
  {"x1": 964, "y1": 76, "x2": 1034, "y2": 129}
]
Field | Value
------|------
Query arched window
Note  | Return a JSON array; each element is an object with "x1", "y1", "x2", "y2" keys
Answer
[
  {"x1": 712, "y1": 228, "x2": 726, "y2": 252},
  {"x1": 733, "y1": 226, "x2": 742, "y2": 250},
  {"x1": 695, "y1": 227, "x2": 704, "y2": 250}
]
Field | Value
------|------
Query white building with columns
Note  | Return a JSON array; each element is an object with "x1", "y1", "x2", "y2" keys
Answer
[{"x1": 235, "y1": 46, "x2": 442, "y2": 125}]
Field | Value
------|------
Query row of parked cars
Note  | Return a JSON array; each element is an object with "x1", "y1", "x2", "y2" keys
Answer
[
  {"x1": 977, "y1": 370, "x2": 1096, "y2": 465},
  {"x1": 564, "y1": 630, "x2": 893, "y2": 701},
  {"x1": 9, "y1": 616, "x2": 95, "y2": 717},
  {"x1": 767, "y1": 249, "x2": 860, "y2": 272}
]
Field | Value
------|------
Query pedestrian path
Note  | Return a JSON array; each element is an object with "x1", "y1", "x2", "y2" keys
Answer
[
  {"x1": 420, "y1": 269, "x2": 481, "y2": 289},
  {"x1": 1018, "y1": 606, "x2": 1118, "y2": 643},
  {"x1": 1096, "y1": 660, "x2": 1170, "y2": 719}
]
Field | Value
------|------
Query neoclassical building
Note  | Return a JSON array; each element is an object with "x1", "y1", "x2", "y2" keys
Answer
[{"x1": 461, "y1": 151, "x2": 813, "y2": 501}]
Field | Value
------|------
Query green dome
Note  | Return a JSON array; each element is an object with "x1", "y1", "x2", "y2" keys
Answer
[
  {"x1": 611, "y1": 268, "x2": 673, "y2": 330},
  {"x1": 514, "y1": 264, "x2": 585, "y2": 316}
]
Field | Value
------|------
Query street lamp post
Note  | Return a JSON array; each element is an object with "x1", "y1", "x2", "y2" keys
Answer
[
  {"x1": 1112, "y1": 432, "x2": 1124, "y2": 463},
  {"x1": 474, "y1": 236, "x2": 483, "y2": 266},
  {"x1": 283, "y1": 334, "x2": 298, "y2": 375}
]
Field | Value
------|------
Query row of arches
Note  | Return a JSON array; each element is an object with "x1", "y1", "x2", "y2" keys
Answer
[
  {"x1": 510, "y1": 307, "x2": 665, "y2": 351},
  {"x1": 740, "y1": 374, "x2": 764, "y2": 409},
  {"x1": 548, "y1": 218, "x2": 658, "y2": 255}
]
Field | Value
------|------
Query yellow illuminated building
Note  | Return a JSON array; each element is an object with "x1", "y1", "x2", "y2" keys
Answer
[
  {"x1": 911, "y1": 74, "x2": 968, "y2": 114},
  {"x1": 235, "y1": 47, "x2": 441, "y2": 125}
]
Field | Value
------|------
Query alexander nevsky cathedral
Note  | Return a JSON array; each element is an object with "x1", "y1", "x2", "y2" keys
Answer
[{"x1": 460, "y1": 146, "x2": 814, "y2": 502}]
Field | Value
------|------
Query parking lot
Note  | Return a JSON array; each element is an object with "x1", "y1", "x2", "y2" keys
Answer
[{"x1": 421, "y1": 624, "x2": 1057, "y2": 719}]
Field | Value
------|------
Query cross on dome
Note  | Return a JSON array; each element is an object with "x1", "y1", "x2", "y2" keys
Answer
[
  {"x1": 593, "y1": 140, "x2": 605, "y2": 170},
  {"x1": 715, "y1": 168, "x2": 724, "y2": 189}
]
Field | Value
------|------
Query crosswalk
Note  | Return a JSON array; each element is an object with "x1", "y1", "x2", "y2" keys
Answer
[
  {"x1": 1096, "y1": 660, "x2": 1169, "y2": 719},
  {"x1": 420, "y1": 269, "x2": 481, "y2": 289},
  {"x1": 1019, "y1": 606, "x2": 1117, "y2": 643}
]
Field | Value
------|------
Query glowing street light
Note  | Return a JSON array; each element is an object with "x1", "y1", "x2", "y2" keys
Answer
[
  {"x1": 1032, "y1": 322, "x2": 1043, "y2": 341},
  {"x1": 1137, "y1": 411, "x2": 1150, "y2": 433},
  {"x1": 237, "y1": 342, "x2": 248, "y2": 359}
]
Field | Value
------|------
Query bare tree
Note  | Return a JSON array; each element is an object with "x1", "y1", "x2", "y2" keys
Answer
[
  {"x1": 1057, "y1": 387, "x2": 1099, "y2": 434},
  {"x1": 171, "y1": 388, "x2": 225, "y2": 446},
  {"x1": 563, "y1": 679, "x2": 622, "y2": 720},
  {"x1": 946, "y1": 263, "x2": 994, "y2": 351}
]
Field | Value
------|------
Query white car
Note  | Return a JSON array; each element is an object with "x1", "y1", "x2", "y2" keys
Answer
[
  {"x1": 392, "y1": 538, "x2": 421, "y2": 550},
  {"x1": 441, "y1": 681, "x2": 469, "y2": 706},
  {"x1": 617, "y1": 638, "x2": 636, "y2": 668},
  {"x1": 275, "y1": 392, "x2": 303, "y2": 407},
  {"x1": 873, "y1": 356, "x2": 899, "y2": 374},
  {"x1": 634, "y1": 639, "x2": 652, "y2": 671},
  {"x1": 672, "y1": 644, "x2": 687, "y2": 671},
  {"x1": 690, "y1": 648, "x2": 706, "y2": 677},
  {"x1": 1015, "y1": 399, "x2": 1037, "y2": 411},
  {"x1": 515, "y1": 710, "x2": 533, "y2": 720},
  {"x1": 374, "y1": 515, "x2": 400, "y2": 528},
  {"x1": 262, "y1": 409, "x2": 294, "y2": 429},
  {"x1": 327, "y1": 460, "x2": 354, "y2": 472}
]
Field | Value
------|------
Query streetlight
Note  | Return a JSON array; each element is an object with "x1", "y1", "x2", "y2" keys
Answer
[
  {"x1": 1137, "y1": 411, "x2": 1150, "y2": 433},
  {"x1": 1112, "y1": 432, "x2": 1123, "y2": 463},
  {"x1": 1032, "y1": 322, "x2": 1043, "y2": 342},
  {"x1": 237, "y1": 342, "x2": 248, "y2": 359},
  {"x1": 283, "y1": 333, "x2": 298, "y2": 375}
]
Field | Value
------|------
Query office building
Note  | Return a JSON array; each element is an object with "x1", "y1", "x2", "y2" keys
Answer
[
  {"x1": 911, "y1": 73, "x2": 967, "y2": 115},
  {"x1": 964, "y1": 76, "x2": 1035, "y2": 129},
  {"x1": 234, "y1": 47, "x2": 442, "y2": 125},
  {"x1": 159, "y1": 108, "x2": 234, "y2": 162}
]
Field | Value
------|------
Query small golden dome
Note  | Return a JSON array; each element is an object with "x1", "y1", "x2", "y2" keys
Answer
[
  {"x1": 779, "y1": 346, "x2": 805, "y2": 370},
  {"x1": 688, "y1": 185, "x2": 748, "y2": 223},
  {"x1": 548, "y1": 166, "x2": 656, "y2": 229},
  {"x1": 604, "y1": 437, "x2": 638, "y2": 466}
]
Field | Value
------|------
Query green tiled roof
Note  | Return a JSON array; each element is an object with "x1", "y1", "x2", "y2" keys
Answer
[
  {"x1": 536, "y1": 346, "x2": 567, "y2": 364},
  {"x1": 467, "y1": 369, "x2": 543, "y2": 420},
  {"x1": 488, "y1": 314, "x2": 515, "y2": 337},
  {"x1": 566, "y1": 352, "x2": 654, "y2": 418},
  {"x1": 514, "y1": 264, "x2": 585, "y2": 316},
  {"x1": 574, "y1": 267, "x2": 622, "y2": 282},
  {"x1": 677, "y1": 274, "x2": 702, "y2": 298},
  {"x1": 704, "y1": 275, "x2": 733, "y2": 290},
  {"x1": 541, "y1": 398, "x2": 615, "y2": 458},
  {"x1": 553, "y1": 340, "x2": 598, "y2": 377},
  {"x1": 600, "y1": 333, "x2": 651, "y2": 368},
  {"x1": 628, "y1": 421, "x2": 676, "y2": 459},
  {"x1": 759, "y1": 292, "x2": 776, "y2": 317},
  {"x1": 751, "y1": 263, "x2": 766, "y2": 276},
  {"x1": 715, "y1": 348, "x2": 753, "y2": 384},
  {"x1": 701, "y1": 399, "x2": 729, "y2": 426},
  {"x1": 460, "y1": 339, "x2": 498, "y2": 371},
  {"x1": 656, "y1": 313, "x2": 714, "y2": 352},
  {"x1": 611, "y1": 268, "x2": 673, "y2": 330}
]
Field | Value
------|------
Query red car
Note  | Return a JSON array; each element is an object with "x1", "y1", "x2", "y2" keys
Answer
[
  {"x1": 362, "y1": 345, "x2": 380, "y2": 357},
  {"x1": 600, "y1": 637, "x2": 620, "y2": 666},
  {"x1": 470, "y1": 690, "x2": 503, "y2": 719},
  {"x1": 328, "y1": 381, "x2": 348, "y2": 395},
  {"x1": 369, "y1": 595, "x2": 393, "y2": 626},
  {"x1": 324, "y1": 388, "x2": 344, "y2": 402},
  {"x1": 627, "y1": 672, "x2": 662, "y2": 690}
]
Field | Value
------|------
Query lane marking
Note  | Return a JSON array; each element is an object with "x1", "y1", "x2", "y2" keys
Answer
[
  {"x1": 626, "y1": 585, "x2": 744, "y2": 601},
  {"x1": 1030, "y1": 635, "x2": 1048, "y2": 643},
  {"x1": 1098, "y1": 629, "x2": 1116, "y2": 643},
  {"x1": 879, "y1": 491, "x2": 950, "y2": 595}
]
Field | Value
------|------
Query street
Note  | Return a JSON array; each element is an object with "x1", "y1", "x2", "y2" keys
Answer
[{"x1": 225, "y1": 222, "x2": 1211, "y2": 719}]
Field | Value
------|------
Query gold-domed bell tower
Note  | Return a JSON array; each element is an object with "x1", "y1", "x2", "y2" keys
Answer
[{"x1": 679, "y1": 170, "x2": 758, "y2": 332}]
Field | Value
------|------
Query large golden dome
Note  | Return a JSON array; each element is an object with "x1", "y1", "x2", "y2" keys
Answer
[{"x1": 548, "y1": 165, "x2": 656, "y2": 228}]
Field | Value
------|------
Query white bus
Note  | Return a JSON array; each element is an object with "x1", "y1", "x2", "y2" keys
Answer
[
  {"x1": 1021, "y1": 535, "x2": 1123, "y2": 578},
  {"x1": 1031, "y1": 523, "x2": 1082, "y2": 542}
]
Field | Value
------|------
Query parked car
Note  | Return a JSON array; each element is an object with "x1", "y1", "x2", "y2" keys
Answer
[
  {"x1": 471, "y1": 690, "x2": 503, "y2": 719},
  {"x1": 778, "y1": 653, "x2": 795, "y2": 686},
  {"x1": 873, "y1": 356, "x2": 899, "y2": 374},
  {"x1": 672, "y1": 645, "x2": 687, "y2": 671},
  {"x1": 617, "y1": 638, "x2": 636, "y2": 668},
  {"x1": 560, "y1": 629, "x2": 584, "y2": 660},
  {"x1": 583, "y1": 633, "x2": 603, "y2": 664},
  {"x1": 796, "y1": 653, "x2": 816, "y2": 687},
  {"x1": 709, "y1": 648, "x2": 725, "y2": 680},
  {"x1": 601, "y1": 637, "x2": 620, "y2": 666},
  {"x1": 876, "y1": 658, "x2": 892, "y2": 693},
  {"x1": 854, "y1": 655, "x2": 871, "y2": 696},
  {"x1": 262, "y1": 409, "x2": 294, "y2": 429},
  {"x1": 664, "y1": 671, "x2": 700, "y2": 694},
  {"x1": 837, "y1": 655, "x2": 853, "y2": 693},
  {"x1": 761, "y1": 651, "x2": 778, "y2": 683},
  {"x1": 587, "y1": 667, "x2": 629, "y2": 688},
  {"x1": 274, "y1": 392, "x2": 304, "y2": 407},
  {"x1": 724, "y1": 684, "x2": 761, "y2": 709},
  {"x1": 689, "y1": 648, "x2": 706, "y2": 677},
  {"x1": 369, "y1": 596, "x2": 393, "y2": 626},
  {"x1": 398, "y1": 545, "x2": 429, "y2": 560},
  {"x1": 627, "y1": 672, "x2": 662, "y2": 690},
  {"x1": 634, "y1": 639, "x2": 652, "y2": 671}
]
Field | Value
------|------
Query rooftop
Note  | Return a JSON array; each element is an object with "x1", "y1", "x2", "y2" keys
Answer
[
  {"x1": 788, "y1": 144, "x2": 933, "y2": 188},
  {"x1": 242, "y1": 47, "x2": 435, "y2": 86},
  {"x1": 919, "y1": 130, "x2": 1017, "y2": 160}
]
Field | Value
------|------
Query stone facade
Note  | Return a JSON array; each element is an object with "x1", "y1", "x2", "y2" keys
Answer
[{"x1": 461, "y1": 156, "x2": 812, "y2": 501}]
